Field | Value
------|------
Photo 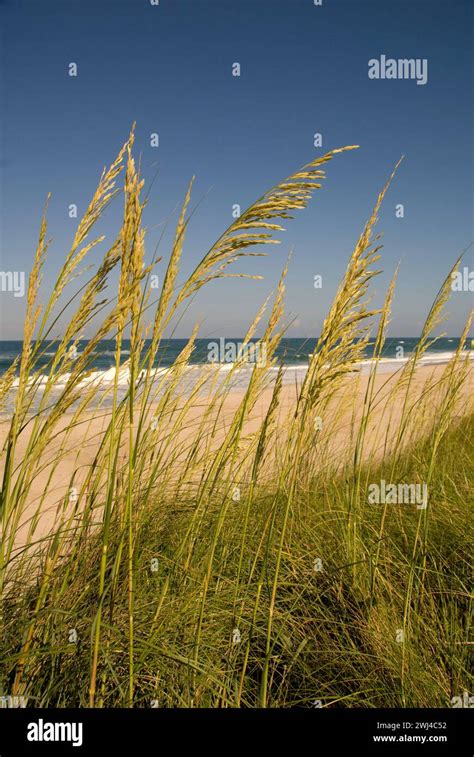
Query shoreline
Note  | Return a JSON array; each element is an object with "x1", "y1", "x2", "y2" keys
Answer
[
  {"x1": 1, "y1": 361, "x2": 472, "y2": 555},
  {"x1": 1, "y1": 350, "x2": 473, "y2": 420}
]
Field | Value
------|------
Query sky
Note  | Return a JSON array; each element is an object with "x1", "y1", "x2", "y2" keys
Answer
[{"x1": 0, "y1": 0, "x2": 472, "y2": 340}]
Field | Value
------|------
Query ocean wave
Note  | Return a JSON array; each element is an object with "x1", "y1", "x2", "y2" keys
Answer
[
  {"x1": 95, "y1": 349, "x2": 131, "y2": 356},
  {"x1": 5, "y1": 349, "x2": 474, "y2": 391}
]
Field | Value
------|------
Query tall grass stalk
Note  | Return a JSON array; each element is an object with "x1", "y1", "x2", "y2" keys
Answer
[{"x1": 0, "y1": 134, "x2": 472, "y2": 709}]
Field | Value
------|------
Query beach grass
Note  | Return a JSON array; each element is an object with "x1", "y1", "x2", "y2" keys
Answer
[{"x1": 0, "y1": 129, "x2": 472, "y2": 708}]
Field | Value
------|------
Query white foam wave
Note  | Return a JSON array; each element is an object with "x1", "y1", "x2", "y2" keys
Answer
[{"x1": 8, "y1": 350, "x2": 474, "y2": 392}]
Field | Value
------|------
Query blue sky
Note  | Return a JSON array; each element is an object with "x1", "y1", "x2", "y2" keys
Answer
[{"x1": 0, "y1": 0, "x2": 472, "y2": 339}]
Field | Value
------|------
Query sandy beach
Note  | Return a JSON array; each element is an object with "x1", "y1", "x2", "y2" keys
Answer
[{"x1": 2, "y1": 361, "x2": 472, "y2": 555}]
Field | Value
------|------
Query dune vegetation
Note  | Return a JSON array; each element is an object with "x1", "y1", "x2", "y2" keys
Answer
[{"x1": 0, "y1": 129, "x2": 472, "y2": 708}]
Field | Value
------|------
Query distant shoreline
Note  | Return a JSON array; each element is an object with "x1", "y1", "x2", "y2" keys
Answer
[
  {"x1": 1, "y1": 349, "x2": 473, "y2": 421},
  {"x1": 0, "y1": 337, "x2": 472, "y2": 376}
]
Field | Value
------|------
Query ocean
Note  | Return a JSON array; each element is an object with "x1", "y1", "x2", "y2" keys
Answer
[
  {"x1": 0, "y1": 337, "x2": 471, "y2": 375},
  {"x1": 0, "y1": 337, "x2": 472, "y2": 417}
]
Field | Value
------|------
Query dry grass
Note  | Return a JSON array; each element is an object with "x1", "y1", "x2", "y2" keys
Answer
[{"x1": 0, "y1": 130, "x2": 472, "y2": 708}]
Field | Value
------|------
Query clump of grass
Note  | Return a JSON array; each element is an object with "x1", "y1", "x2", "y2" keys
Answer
[{"x1": 0, "y1": 131, "x2": 472, "y2": 708}]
